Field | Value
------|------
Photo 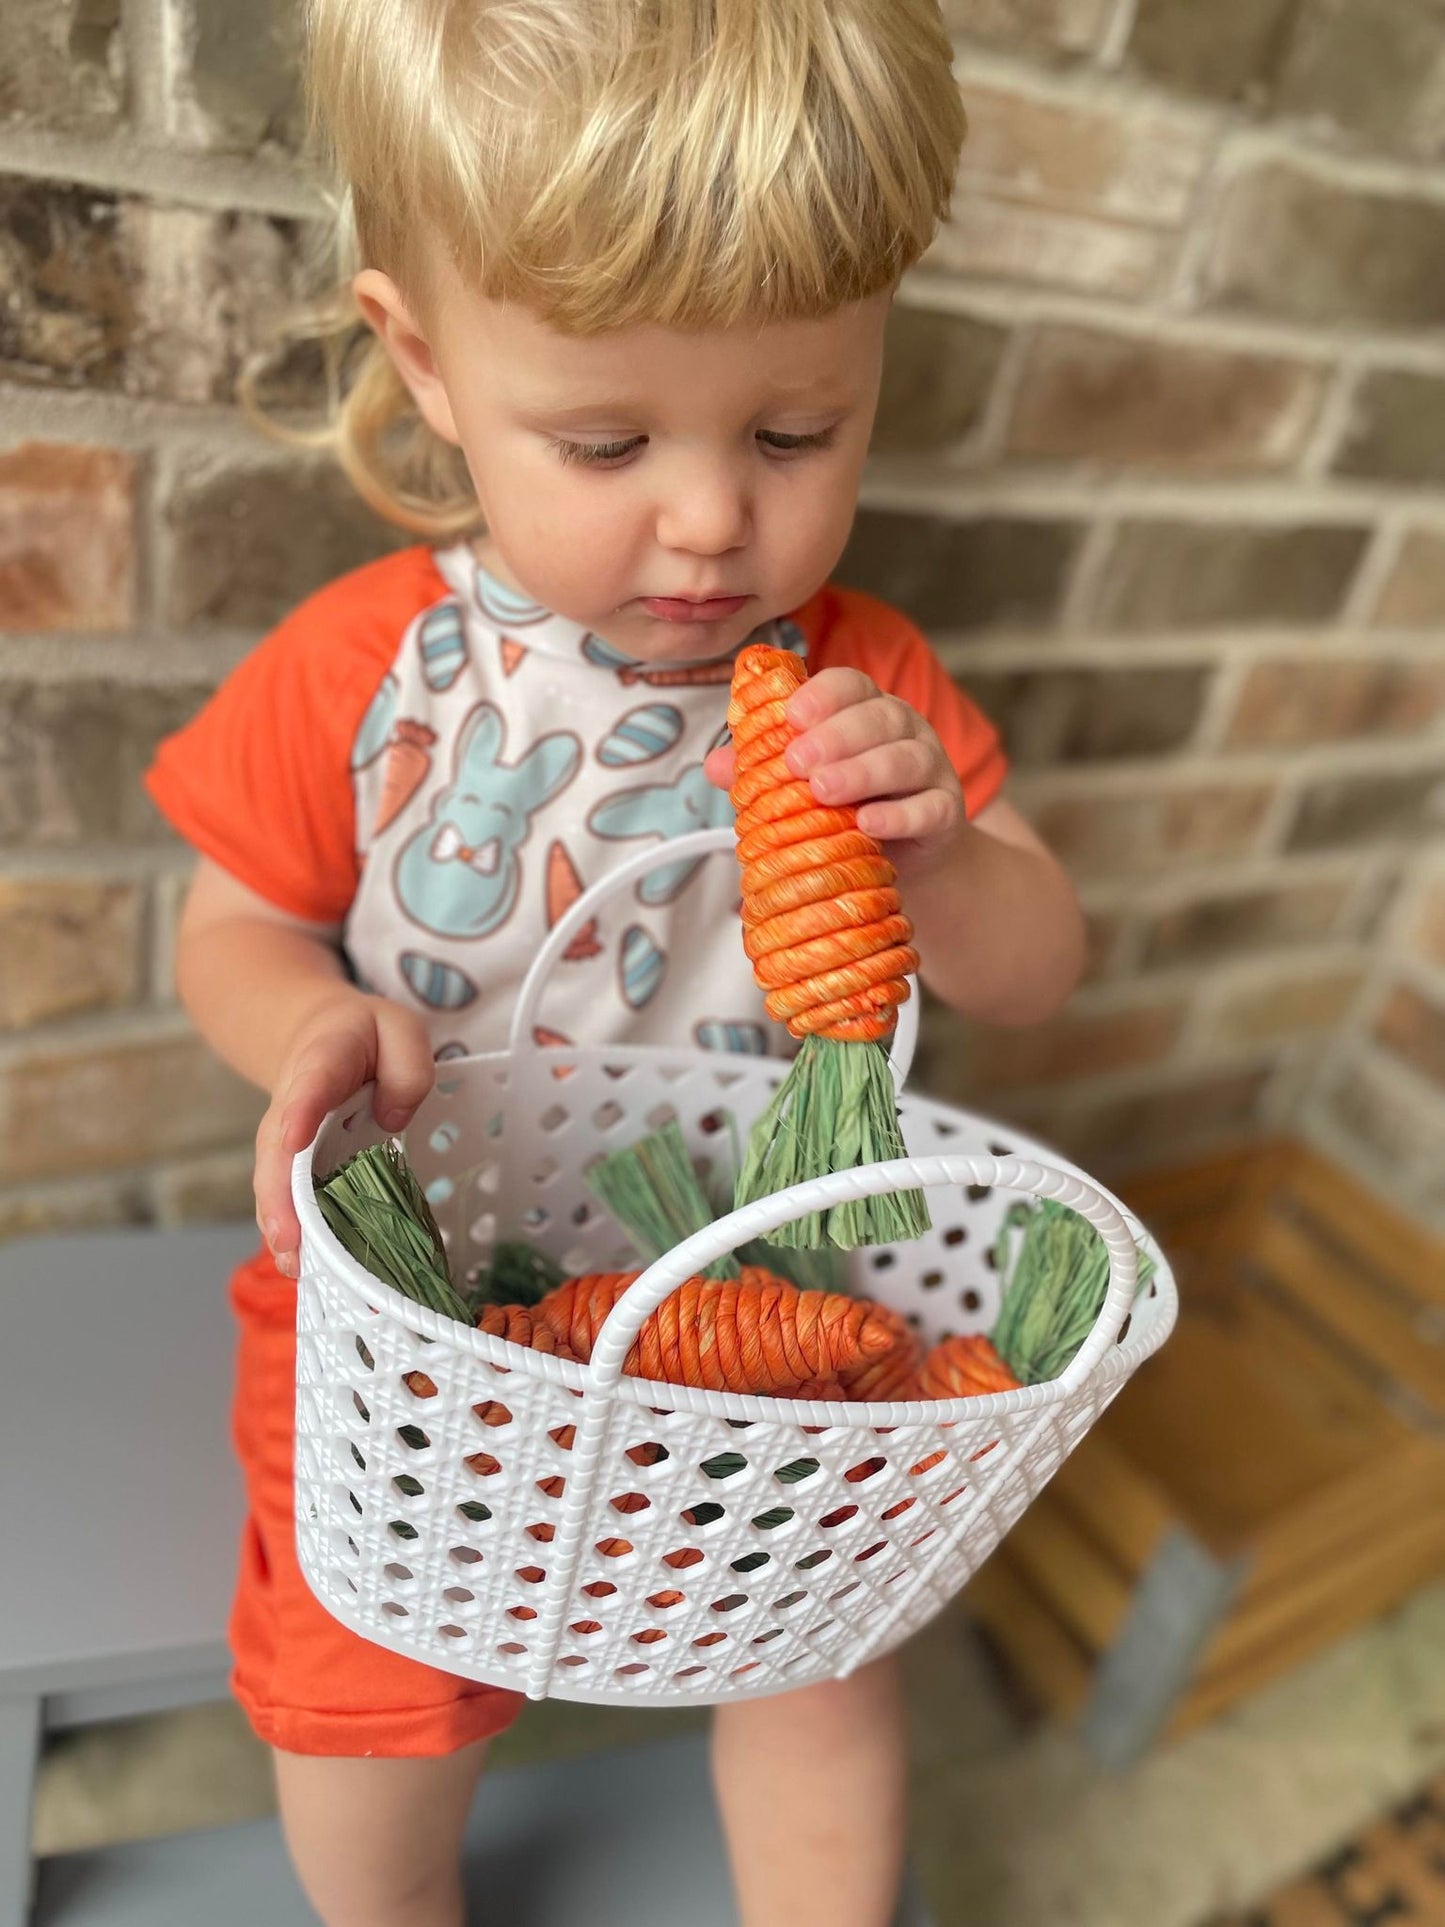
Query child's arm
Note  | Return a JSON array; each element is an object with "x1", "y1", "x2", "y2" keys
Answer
[
  {"x1": 175, "y1": 859, "x2": 436, "y2": 1277},
  {"x1": 705, "y1": 667, "x2": 1084, "y2": 1027}
]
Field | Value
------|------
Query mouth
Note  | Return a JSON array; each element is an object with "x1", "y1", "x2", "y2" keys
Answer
[{"x1": 638, "y1": 594, "x2": 752, "y2": 625}]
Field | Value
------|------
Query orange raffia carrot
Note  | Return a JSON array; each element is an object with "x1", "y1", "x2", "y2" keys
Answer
[
  {"x1": 728, "y1": 645, "x2": 917, "y2": 1042},
  {"x1": 534, "y1": 1266, "x2": 895, "y2": 1395},
  {"x1": 916, "y1": 1333, "x2": 1019, "y2": 1400},
  {"x1": 475, "y1": 1302, "x2": 578, "y2": 1359},
  {"x1": 838, "y1": 1303, "x2": 924, "y2": 1402}
]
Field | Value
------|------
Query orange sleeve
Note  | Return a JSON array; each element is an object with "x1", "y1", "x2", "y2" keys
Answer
[
  {"x1": 144, "y1": 547, "x2": 448, "y2": 924},
  {"x1": 791, "y1": 584, "x2": 1009, "y2": 819}
]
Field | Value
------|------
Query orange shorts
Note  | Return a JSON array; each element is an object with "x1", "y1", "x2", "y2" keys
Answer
[{"x1": 227, "y1": 1248, "x2": 526, "y2": 1757}]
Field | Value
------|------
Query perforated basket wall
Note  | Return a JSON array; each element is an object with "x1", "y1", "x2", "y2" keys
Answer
[{"x1": 292, "y1": 1041, "x2": 1176, "y2": 1708}]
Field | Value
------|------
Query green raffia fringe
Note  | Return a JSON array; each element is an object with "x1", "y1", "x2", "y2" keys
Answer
[
  {"x1": 315, "y1": 1140, "x2": 473, "y2": 1325},
  {"x1": 586, "y1": 1117, "x2": 851, "y2": 1290},
  {"x1": 586, "y1": 1121, "x2": 738, "y2": 1281},
  {"x1": 471, "y1": 1239, "x2": 565, "y2": 1309},
  {"x1": 990, "y1": 1199, "x2": 1156, "y2": 1386},
  {"x1": 732, "y1": 1034, "x2": 930, "y2": 1251}
]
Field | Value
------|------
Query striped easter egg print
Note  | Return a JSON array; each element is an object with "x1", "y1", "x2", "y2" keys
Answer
[
  {"x1": 417, "y1": 601, "x2": 469, "y2": 692},
  {"x1": 474, "y1": 572, "x2": 550, "y2": 628},
  {"x1": 596, "y1": 702, "x2": 685, "y2": 767},
  {"x1": 399, "y1": 950, "x2": 478, "y2": 1010},
  {"x1": 350, "y1": 674, "x2": 397, "y2": 771},
  {"x1": 582, "y1": 634, "x2": 639, "y2": 674},
  {"x1": 694, "y1": 1020, "x2": 768, "y2": 1055},
  {"x1": 619, "y1": 924, "x2": 666, "y2": 1010}
]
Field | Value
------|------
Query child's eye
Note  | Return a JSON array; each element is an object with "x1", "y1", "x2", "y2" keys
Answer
[
  {"x1": 551, "y1": 436, "x2": 645, "y2": 467},
  {"x1": 757, "y1": 427, "x2": 838, "y2": 457}
]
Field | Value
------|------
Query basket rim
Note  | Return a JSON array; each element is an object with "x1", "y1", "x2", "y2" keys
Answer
[{"x1": 293, "y1": 1060, "x2": 1177, "y2": 1429}]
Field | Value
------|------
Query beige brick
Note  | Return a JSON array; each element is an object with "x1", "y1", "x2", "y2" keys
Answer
[
  {"x1": 967, "y1": 665, "x2": 1210, "y2": 765},
  {"x1": 838, "y1": 509, "x2": 1083, "y2": 632},
  {"x1": 941, "y1": 0, "x2": 1113, "y2": 55},
  {"x1": 927, "y1": 198, "x2": 1166, "y2": 299},
  {"x1": 0, "y1": 443, "x2": 136, "y2": 632},
  {"x1": 1204, "y1": 161, "x2": 1445, "y2": 330},
  {"x1": 1333, "y1": 369, "x2": 1445, "y2": 487},
  {"x1": 0, "y1": 1176, "x2": 149, "y2": 1245},
  {"x1": 1211, "y1": 965, "x2": 1364, "y2": 1046},
  {"x1": 0, "y1": 1030, "x2": 264, "y2": 1185},
  {"x1": 0, "y1": 681, "x2": 209, "y2": 849},
  {"x1": 872, "y1": 307, "x2": 1009, "y2": 457},
  {"x1": 1373, "y1": 530, "x2": 1445, "y2": 630},
  {"x1": 1286, "y1": 766, "x2": 1445, "y2": 852},
  {"x1": 153, "y1": 1149, "x2": 257, "y2": 1225},
  {"x1": 950, "y1": 998, "x2": 1187, "y2": 1090},
  {"x1": 1030, "y1": 782, "x2": 1275, "y2": 879},
  {"x1": 1026, "y1": 1067, "x2": 1275, "y2": 1168},
  {"x1": 957, "y1": 85, "x2": 1212, "y2": 227},
  {"x1": 1414, "y1": 881, "x2": 1445, "y2": 969},
  {"x1": 1375, "y1": 981, "x2": 1445, "y2": 1089},
  {"x1": 1225, "y1": 659, "x2": 1445, "y2": 749},
  {"x1": 1126, "y1": 0, "x2": 1294, "y2": 104},
  {"x1": 1006, "y1": 327, "x2": 1325, "y2": 472},
  {"x1": 1274, "y1": 0, "x2": 1445, "y2": 165},
  {"x1": 1081, "y1": 910, "x2": 1130, "y2": 984},
  {"x1": 1089, "y1": 519, "x2": 1369, "y2": 632},
  {"x1": 177, "y1": 0, "x2": 305, "y2": 151},
  {"x1": 0, "y1": 879, "x2": 145, "y2": 1029},
  {"x1": 166, "y1": 454, "x2": 406, "y2": 631},
  {"x1": 0, "y1": 174, "x2": 316, "y2": 404},
  {"x1": 1323, "y1": 1050, "x2": 1445, "y2": 1171},
  {"x1": 0, "y1": 0, "x2": 125, "y2": 130},
  {"x1": 1142, "y1": 878, "x2": 1352, "y2": 967}
]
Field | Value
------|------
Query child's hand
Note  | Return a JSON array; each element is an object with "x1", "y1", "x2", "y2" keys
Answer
[
  {"x1": 255, "y1": 991, "x2": 436, "y2": 1279},
  {"x1": 704, "y1": 667, "x2": 964, "y2": 877}
]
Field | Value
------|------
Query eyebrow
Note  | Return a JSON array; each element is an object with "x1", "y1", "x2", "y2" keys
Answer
[{"x1": 519, "y1": 397, "x2": 855, "y2": 428}]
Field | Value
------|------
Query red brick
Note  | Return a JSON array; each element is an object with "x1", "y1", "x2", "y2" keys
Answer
[
  {"x1": 1225, "y1": 659, "x2": 1445, "y2": 748},
  {"x1": 1143, "y1": 879, "x2": 1352, "y2": 967},
  {"x1": 1006, "y1": 327, "x2": 1324, "y2": 472},
  {"x1": 1414, "y1": 883, "x2": 1445, "y2": 970},
  {"x1": 928, "y1": 198, "x2": 1166, "y2": 299},
  {"x1": 0, "y1": 443, "x2": 136, "y2": 632},
  {"x1": 1089, "y1": 520, "x2": 1369, "y2": 631}
]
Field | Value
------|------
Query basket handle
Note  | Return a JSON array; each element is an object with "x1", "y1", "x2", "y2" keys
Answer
[
  {"x1": 585, "y1": 1154, "x2": 1139, "y2": 1400},
  {"x1": 505, "y1": 824, "x2": 919, "y2": 1085}
]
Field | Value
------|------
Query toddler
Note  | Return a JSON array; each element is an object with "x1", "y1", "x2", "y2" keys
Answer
[{"x1": 146, "y1": 2, "x2": 1086, "y2": 1922}]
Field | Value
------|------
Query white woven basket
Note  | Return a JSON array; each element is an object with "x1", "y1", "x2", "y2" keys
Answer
[{"x1": 292, "y1": 829, "x2": 1177, "y2": 1707}]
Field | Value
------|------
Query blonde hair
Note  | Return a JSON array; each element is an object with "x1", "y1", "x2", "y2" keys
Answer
[{"x1": 259, "y1": 0, "x2": 966, "y2": 537}]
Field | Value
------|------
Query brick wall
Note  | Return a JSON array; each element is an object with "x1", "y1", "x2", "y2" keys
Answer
[{"x1": 2, "y1": 0, "x2": 1443, "y2": 1236}]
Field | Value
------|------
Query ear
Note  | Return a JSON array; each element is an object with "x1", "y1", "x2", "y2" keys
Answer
[{"x1": 353, "y1": 268, "x2": 461, "y2": 448}]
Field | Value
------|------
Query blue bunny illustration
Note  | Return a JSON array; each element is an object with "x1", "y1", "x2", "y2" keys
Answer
[
  {"x1": 588, "y1": 762, "x2": 734, "y2": 904},
  {"x1": 395, "y1": 702, "x2": 580, "y2": 938}
]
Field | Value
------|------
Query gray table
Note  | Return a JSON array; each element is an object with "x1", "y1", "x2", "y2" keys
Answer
[{"x1": 0, "y1": 1228, "x2": 933, "y2": 1926}]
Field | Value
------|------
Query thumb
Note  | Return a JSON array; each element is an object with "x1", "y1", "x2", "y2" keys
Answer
[{"x1": 704, "y1": 743, "x2": 736, "y2": 790}]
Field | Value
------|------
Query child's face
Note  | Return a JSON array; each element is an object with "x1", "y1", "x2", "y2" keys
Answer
[{"x1": 359, "y1": 264, "x2": 889, "y2": 660}]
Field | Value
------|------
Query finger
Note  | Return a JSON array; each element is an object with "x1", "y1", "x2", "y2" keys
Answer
[
  {"x1": 806, "y1": 738, "x2": 939, "y2": 808},
  {"x1": 784, "y1": 694, "x2": 917, "y2": 775},
  {"x1": 254, "y1": 1112, "x2": 301, "y2": 1276},
  {"x1": 704, "y1": 743, "x2": 737, "y2": 790},
  {"x1": 783, "y1": 666, "x2": 878, "y2": 730},
  {"x1": 856, "y1": 787, "x2": 963, "y2": 846},
  {"x1": 372, "y1": 1005, "x2": 437, "y2": 1129},
  {"x1": 276, "y1": 1034, "x2": 372, "y2": 1154}
]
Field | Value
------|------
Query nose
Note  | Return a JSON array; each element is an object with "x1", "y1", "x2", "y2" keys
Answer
[{"x1": 655, "y1": 458, "x2": 751, "y2": 557}]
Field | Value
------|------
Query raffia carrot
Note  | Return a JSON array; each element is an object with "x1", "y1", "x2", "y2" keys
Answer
[
  {"x1": 728, "y1": 645, "x2": 930, "y2": 1248},
  {"x1": 915, "y1": 1333, "x2": 1019, "y2": 1400},
  {"x1": 838, "y1": 1303, "x2": 924, "y2": 1402},
  {"x1": 534, "y1": 1266, "x2": 895, "y2": 1395},
  {"x1": 475, "y1": 1302, "x2": 578, "y2": 1359}
]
